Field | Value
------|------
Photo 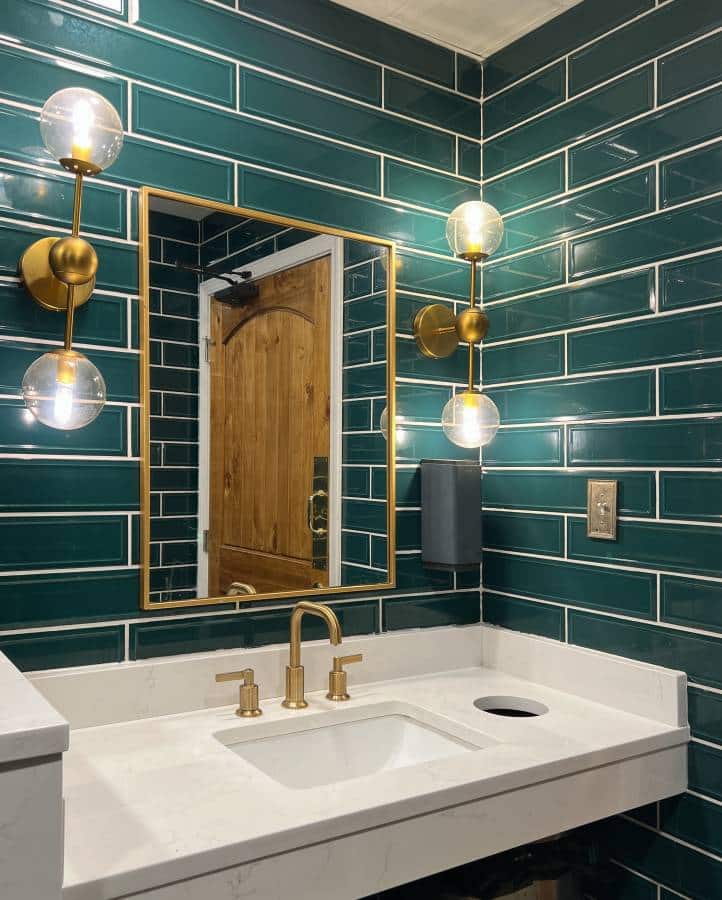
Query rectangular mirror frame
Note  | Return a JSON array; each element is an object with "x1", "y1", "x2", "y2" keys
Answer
[{"x1": 138, "y1": 187, "x2": 396, "y2": 610}]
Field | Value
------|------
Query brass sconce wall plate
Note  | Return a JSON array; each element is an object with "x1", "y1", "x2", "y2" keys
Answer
[
  {"x1": 19, "y1": 237, "x2": 95, "y2": 312},
  {"x1": 413, "y1": 303, "x2": 459, "y2": 359}
]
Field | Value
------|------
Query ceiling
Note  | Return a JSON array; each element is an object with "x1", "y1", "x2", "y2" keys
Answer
[{"x1": 331, "y1": 0, "x2": 583, "y2": 60}]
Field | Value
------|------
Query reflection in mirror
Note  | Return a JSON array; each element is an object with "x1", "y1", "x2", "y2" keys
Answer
[{"x1": 143, "y1": 193, "x2": 394, "y2": 608}]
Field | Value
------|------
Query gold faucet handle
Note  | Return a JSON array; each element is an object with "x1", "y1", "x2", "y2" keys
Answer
[
  {"x1": 327, "y1": 653, "x2": 363, "y2": 701},
  {"x1": 215, "y1": 668, "x2": 262, "y2": 717}
]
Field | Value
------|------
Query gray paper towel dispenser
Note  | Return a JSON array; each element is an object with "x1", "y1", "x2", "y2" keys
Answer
[{"x1": 420, "y1": 459, "x2": 482, "y2": 570}]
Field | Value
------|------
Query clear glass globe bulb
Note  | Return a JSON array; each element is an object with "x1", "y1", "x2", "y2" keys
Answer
[
  {"x1": 379, "y1": 405, "x2": 410, "y2": 450},
  {"x1": 446, "y1": 200, "x2": 504, "y2": 259},
  {"x1": 22, "y1": 350, "x2": 106, "y2": 430},
  {"x1": 441, "y1": 390, "x2": 500, "y2": 449},
  {"x1": 40, "y1": 88, "x2": 123, "y2": 171}
]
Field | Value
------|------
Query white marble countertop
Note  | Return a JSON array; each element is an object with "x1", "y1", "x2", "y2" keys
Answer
[
  {"x1": 61, "y1": 652, "x2": 688, "y2": 900},
  {"x1": 0, "y1": 650, "x2": 68, "y2": 765}
]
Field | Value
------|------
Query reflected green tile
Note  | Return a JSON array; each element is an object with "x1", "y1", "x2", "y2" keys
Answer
[
  {"x1": 488, "y1": 372, "x2": 654, "y2": 424},
  {"x1": 484, "y1": 68, "x2": 652, "y2": 179},
  {"x1": 162, "y1": 494, "x2": 198, "y2": 516},
  {"x1": 484, "y1": 62, "x2": 564, "y2": 137},
  {"x1": 482, "y1": 426, "x2": 563, "y2": 467},
  {"x1": 484, "y1": 0, "x2": 652, "y2": 94},
  {"x1": 383, "y1": 590, "x2": 480, "y2": 631},
  {"x1": 8, "y1": 0, "x2": 234, "y2": 105},
  {"x1": 242, "y1": 72, "x2": 453, "y2": 171},
  {"x1": 661, "y1": 473, "x2": 722, "y2": 521},
  {"x1": 343, "y1": 364, "x2": 386, "y2": 398},
  {"x1": 483, "y1": 511, "x2": 563, "y2": 555},
  {"x1": 371, "y1": 468, "x2": 387, "y2": 500},
  {"x1": 395, "y1": 468, "x2": 419, "y2": 507},
  {"x1": 385, "y1": 71, "x2": 479, "y2": 137},
  {"x1": 661, "y1": 794, "x2": 722, "y2": 859},
  {"x1": 397, "y1": 338, "x2": 467, "y2": 383},
  {"x1": 570, "y1": 417, "x2": 722, "y2": 466},
  {"x1": 396, "y1": 425, "x2": 477, "y2": 464},
  {"x1": 482, "y1": 591, "x2": 563, "y2": 640},
  {"x1": 343, "y1": 467, "x2": 370, "y2": 498},
  {"x1": 571, "y1": 85, "x2": 722, "y2": 187},
  {"x1": 135, "y1": 85, "x2": 379, "y2": 194},
  {"x1": 371, "y1": 537, "x2": 388, "y2": 573},
  {"x1": 484, "y1": 551, "x2": 655, "y2": 617},
  {"x1": 0, "y1": 515, "x2": 127, "y2": 571},
  {"x1": 571, "y1": 196, "x2": 722, "y2": 280},
  {"x1": 688, "y1": 686, "x2": 722, "y2": 743},
  {"x1": 397, "y1": 254, "x2": 472, "y2": 300},
  {"x1": 484, "y1": 245, "x2": 565, "y2": 302},
  {"x1": 0, "y1": 459, "x2": 138, "y2": 512},
  {"x1": 660, "y1": 30, "x2": 722, "y2": 103},
  {"x1": 241, "y1": 0, "x2": 453, "y2": 87},
  {"x1": 240, "y1": 169, "x2": 448, "y2": 254},
  {"x1": 483, "y1": 471, "x2": 655, "y2": 516},
  {"x1": 0, "y1": 399, "x2": 127, "y2": 456},
  {"x1": 500, "y1": 169, "x2": 654, "y2": 255},
  {"x1": 483, "y1": 155, "x2": 565, "y2": 215},
  {"x1": 372, "y1": 329, "x2": 386, "y2": 362},
  {"x1": 0, "y1": 626, "x2": 124, "y2": 671},
  {"x1": 661, "y1": 362, "x2": 722, "y2": 414},
  {"x1": 662, "y1": 250, "x2": 722, "y2": 310},
  {"x1": 343, "y1": 400, "x2": 371, "y2": 432},
  {"x1": 344, "y1": 263, "x2": 372, "y2": 300},
  {"x1": 343, "y1": 433, "x2": 386, "y2": 464},
  {"x1": 569, "y1": 307, "x2": 722, "y2": 373},
  {"x1": 342, "y1": 499, "x2": 387, "y2": 534},
  {"x1": 342, "y1": 531, "x2": 370, "y2": 566},
  {"x1": 569, "y1": 518, "x2": 722, "y2": 577},
  {"x1": 662, "y1": 576, "x2": 722, "y2": 633},
  {"x1": 662, "y1": 143, "x2": 722, "y2": 207},
  {"x1": 483, "y1": 335, "x2": 564, "y2": 384},
  {"x1": 385, "y1": 161, "x2": 478, "y2": 214},
  {"x1": 570, "y1": 0, "x2": 722, "y2": 95},
  {"x1": 459, "y1": 139, "x2": 481, "y2": 180},
  {"x1": 395, "y1": 554, "x2": 453, "y2": 591},
  {"x1": 344, "y1": 333, "x2": 372, "y2": 365}
]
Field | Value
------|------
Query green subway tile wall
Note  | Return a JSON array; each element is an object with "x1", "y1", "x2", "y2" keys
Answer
[
  {"x1": 0, "y1": 0, "x2": 481, "y2": 669},
  {"x1": 482, "y1": 2, "x2": 722, "y2": 897}
]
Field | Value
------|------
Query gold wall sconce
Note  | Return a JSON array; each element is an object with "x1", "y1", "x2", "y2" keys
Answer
[
  {"x1": 413, "y1": 201, "x2": 504, "y2": 449},
  {"x1": 19, "y1": 88, "x2": 124, "y2": 430}
]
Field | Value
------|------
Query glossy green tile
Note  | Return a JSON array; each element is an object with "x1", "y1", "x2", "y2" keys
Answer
[
  {"x1": 397, "y1": 338, "x2": 467, "y2": 383},
  {"x1": 484, "y1": 245, "x2": 565, "y2": 302},
  {"x1": 242, "y1": 72, "x2": 453, "y2": 172},
  {"x1": 140, "y1": 0, "x2": 379, "y2": 103},
  {"x1": 396, "y1": 425, "x2": 477, "y2": 464},
  {"x1": 486, "y1": 270, "x2": 654, "y2": 343},
  {"x1": 662, "y1": 250, "x2": 722, "y2": 311},
  {"x1": 0, "y1": 459, "x2": 138, "y2": 512},
  {"x1": 395, "y1": 468, "x2": 420, "y2": 507},
  {"x1": 500, "y1": 169, "x2": 655, "y2": 256},
  {"x1": 601, "y1": 867, "x2": 657, "y2": 900},
  {"x1": 344, "y1": 263, "x2": 373, "y2": 300},
  {"x1": 383, "y1": 590, "x2": 480, "y2": 631},
  {"x1": 396, "y1": 509, "x2": 421, "y2": 550},
  {"x1": 134, "y1": 85, "x2": 379, "y2": 194},
  {"x1": 397, "y1": 253, "x2": 472, "y2": 301},
  {"x1": 662, "y1": 576, "x2": 722, "y2": 633},
  {"x1": 661, "y1": 362, "x2": 722, "y2": 414},
  {"x1": 131, "y1": 613, "x2": 247, "y2": 660},
  {"x1": 343, "y1": 400, "x2": 371, "y2": 432},
  {"x1": 483, "y1": 155, "x2": 565, "y2": 216},
  {"x1": 342, "y1": 499, "x2": 387, "y2": 533},
  {"x1": 569, "y1": 610, "x2": 722, "y2": 689},
  {"x1": 343, "y1": 433, "x2": 386, "y2": 464},
  {"x1": 661, "y1": 473, "x2": 722, "y2": 522},
  {"x1": 343, "y1": 363, "x2": 386, "y2": 398},
  {"x1": 384, "y1": 161, "x2": 479, "y2": 214},
  {"x1": 483, "y1": 336, "x2": 564, "y2": 385},
  {"x1": 482, "y1": 426, "x2": 563, "y2": 467},
  {"x1": 385, "y1": 71, "x2": 479, "y2": 137},
  {"x1": 688, "y1": 686, "x2": 722, "y2": 743},
  {"x1": 484, "y1": 62, "x2": 565, "y2": 138},
  {"x1": 395, "y1": 554, "x2": 453, "y2": 592},
  {"x1": 344, "y1": 333, "x2": 372, "y2": 365},
  {"x1": 240, "y1": 169, "x2": 448, "y2": 254},
  {"x1": 661, "y1": 794, "x2": 722, "y2": 859},
  {"x1": 484, "y1": 68, "x2": 653, "y2": 179},
  {"x1": 569, "y1": 307, "x2": 722, "y2": 374},
  {"x1": 0, "y1": 626, "x2": 124, "y2": 671},
  {"x1": 482, "y1": 591, "x2": 564, "y2": 640},
  {"x1": 482, "y1": 471, "x2": 655, "y2": 516},
  {"x1": 342, "y1": 531, "x2": 370, "y2": 566},
  {"x1": 483, "y1": 511, "x2": 563, "y2": 555},
  {"x1": 662, "y1": 143, "x2": 722, "y2": 208},
  {"x1": 571, "y1": 197, "x2": 722, "y2": 280},
  {"x1": 371, "y1": 468, "x2": 387, "y2": 501},
  {"x1": 0, "y1": 399, "x2": 127, "y2": 456},
  {"x1": 484, "y1": 0, "x2": 652, "y2": 94},
  {"x1": 0, "y1": 570, "x2": 139, "y2": 629},
  {"x1": 689, "y1": 741, "x2": 722, "y2": 802},
  {"x1": 397, "y1": 383, "x2": 453, "y2": 423},
  {"x1": 7, "y1": 0, "x2": 234, "y2": 106},
  {"x1": 571, "y1": 85, "x2": 722, "y2": 187},
  {"x1": 343, "y1": 467, "x2": 370, "y2": 498},
  {"x1": 483, "y1": 551, "x2": 655, "y2": 617},
  {"x1": 459, "y1": 139, "x2": 481, "y2": 180},
  {"x1": 488, "y1": 372, "x2": 654, "y2": 424},
  {"x1": 570, "y1": 0, "x2": 722, "y2": 95},
  {"x1": 570, "y1": 518, "x2": 722, "y2": 577},
  {"x1": 660, "y1": 29, "x2": 722, "y2": 103},
  {"x1": 457, "y1": 55, "x2": 482, "y2": 98},
  {"x1": 0, "y1": 515, "x2": 127, "y2": 571},
  {"x1": 241, "y1": 0, "x2": 453, "y2": 87}
]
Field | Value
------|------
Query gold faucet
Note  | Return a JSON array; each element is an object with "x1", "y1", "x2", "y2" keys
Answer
[{"x1": 282, "y1": 600, "x2": 342, "y2": 709}]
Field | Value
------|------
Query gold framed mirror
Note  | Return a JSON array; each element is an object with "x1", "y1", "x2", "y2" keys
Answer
[{"x1": 138, "y1": 188, "x2": 396, "y2": 610}]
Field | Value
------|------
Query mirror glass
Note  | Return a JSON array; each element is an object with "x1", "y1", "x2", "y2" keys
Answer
[{"x1": 141, "y1": 192, "x2": 395, "y2": 608}]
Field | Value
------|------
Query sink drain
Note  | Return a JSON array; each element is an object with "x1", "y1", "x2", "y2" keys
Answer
[{"x1": 473, "y1": 695, "x2": 548, "y2": 717}]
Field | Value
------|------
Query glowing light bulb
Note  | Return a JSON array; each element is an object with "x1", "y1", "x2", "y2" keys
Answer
[
  {"x1": 39, "y1": 88, "x2": 123, "y2": 172},
  {"x1": 71, "y1": 99, "x2": 94, "y2": 162},
  {"x1": 53, "y1": 382, "x2": 75, "y2": 426},
  {"x1": 22, "y1": 349, "x2": 106, "y2": 430},
  {"x1": 445, "y1": 200, "x2": 504, "y2": 260},
  {"x1": 441, "y1": 390, "x2": 500, "y2": 449}
]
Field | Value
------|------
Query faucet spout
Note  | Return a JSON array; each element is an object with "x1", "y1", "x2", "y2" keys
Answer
[{"x1": 283, "y1": 601, "x2": 343, "y2": 708}]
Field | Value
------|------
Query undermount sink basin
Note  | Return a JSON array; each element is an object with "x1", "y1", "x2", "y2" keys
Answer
[{"x1": 215, "y1": 702, "x2": 488, "y2": 789}]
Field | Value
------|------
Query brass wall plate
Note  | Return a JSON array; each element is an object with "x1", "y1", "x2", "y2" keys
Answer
[
  {"x1": 413, "y1": 303, "x2": 458, "y2": 358},
  {"x1": 19, "y1": 237, "x2": 95, "y2": 311},
  {"x1": 587, "y1": 480, "x2": 618, "y2": 540}
]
